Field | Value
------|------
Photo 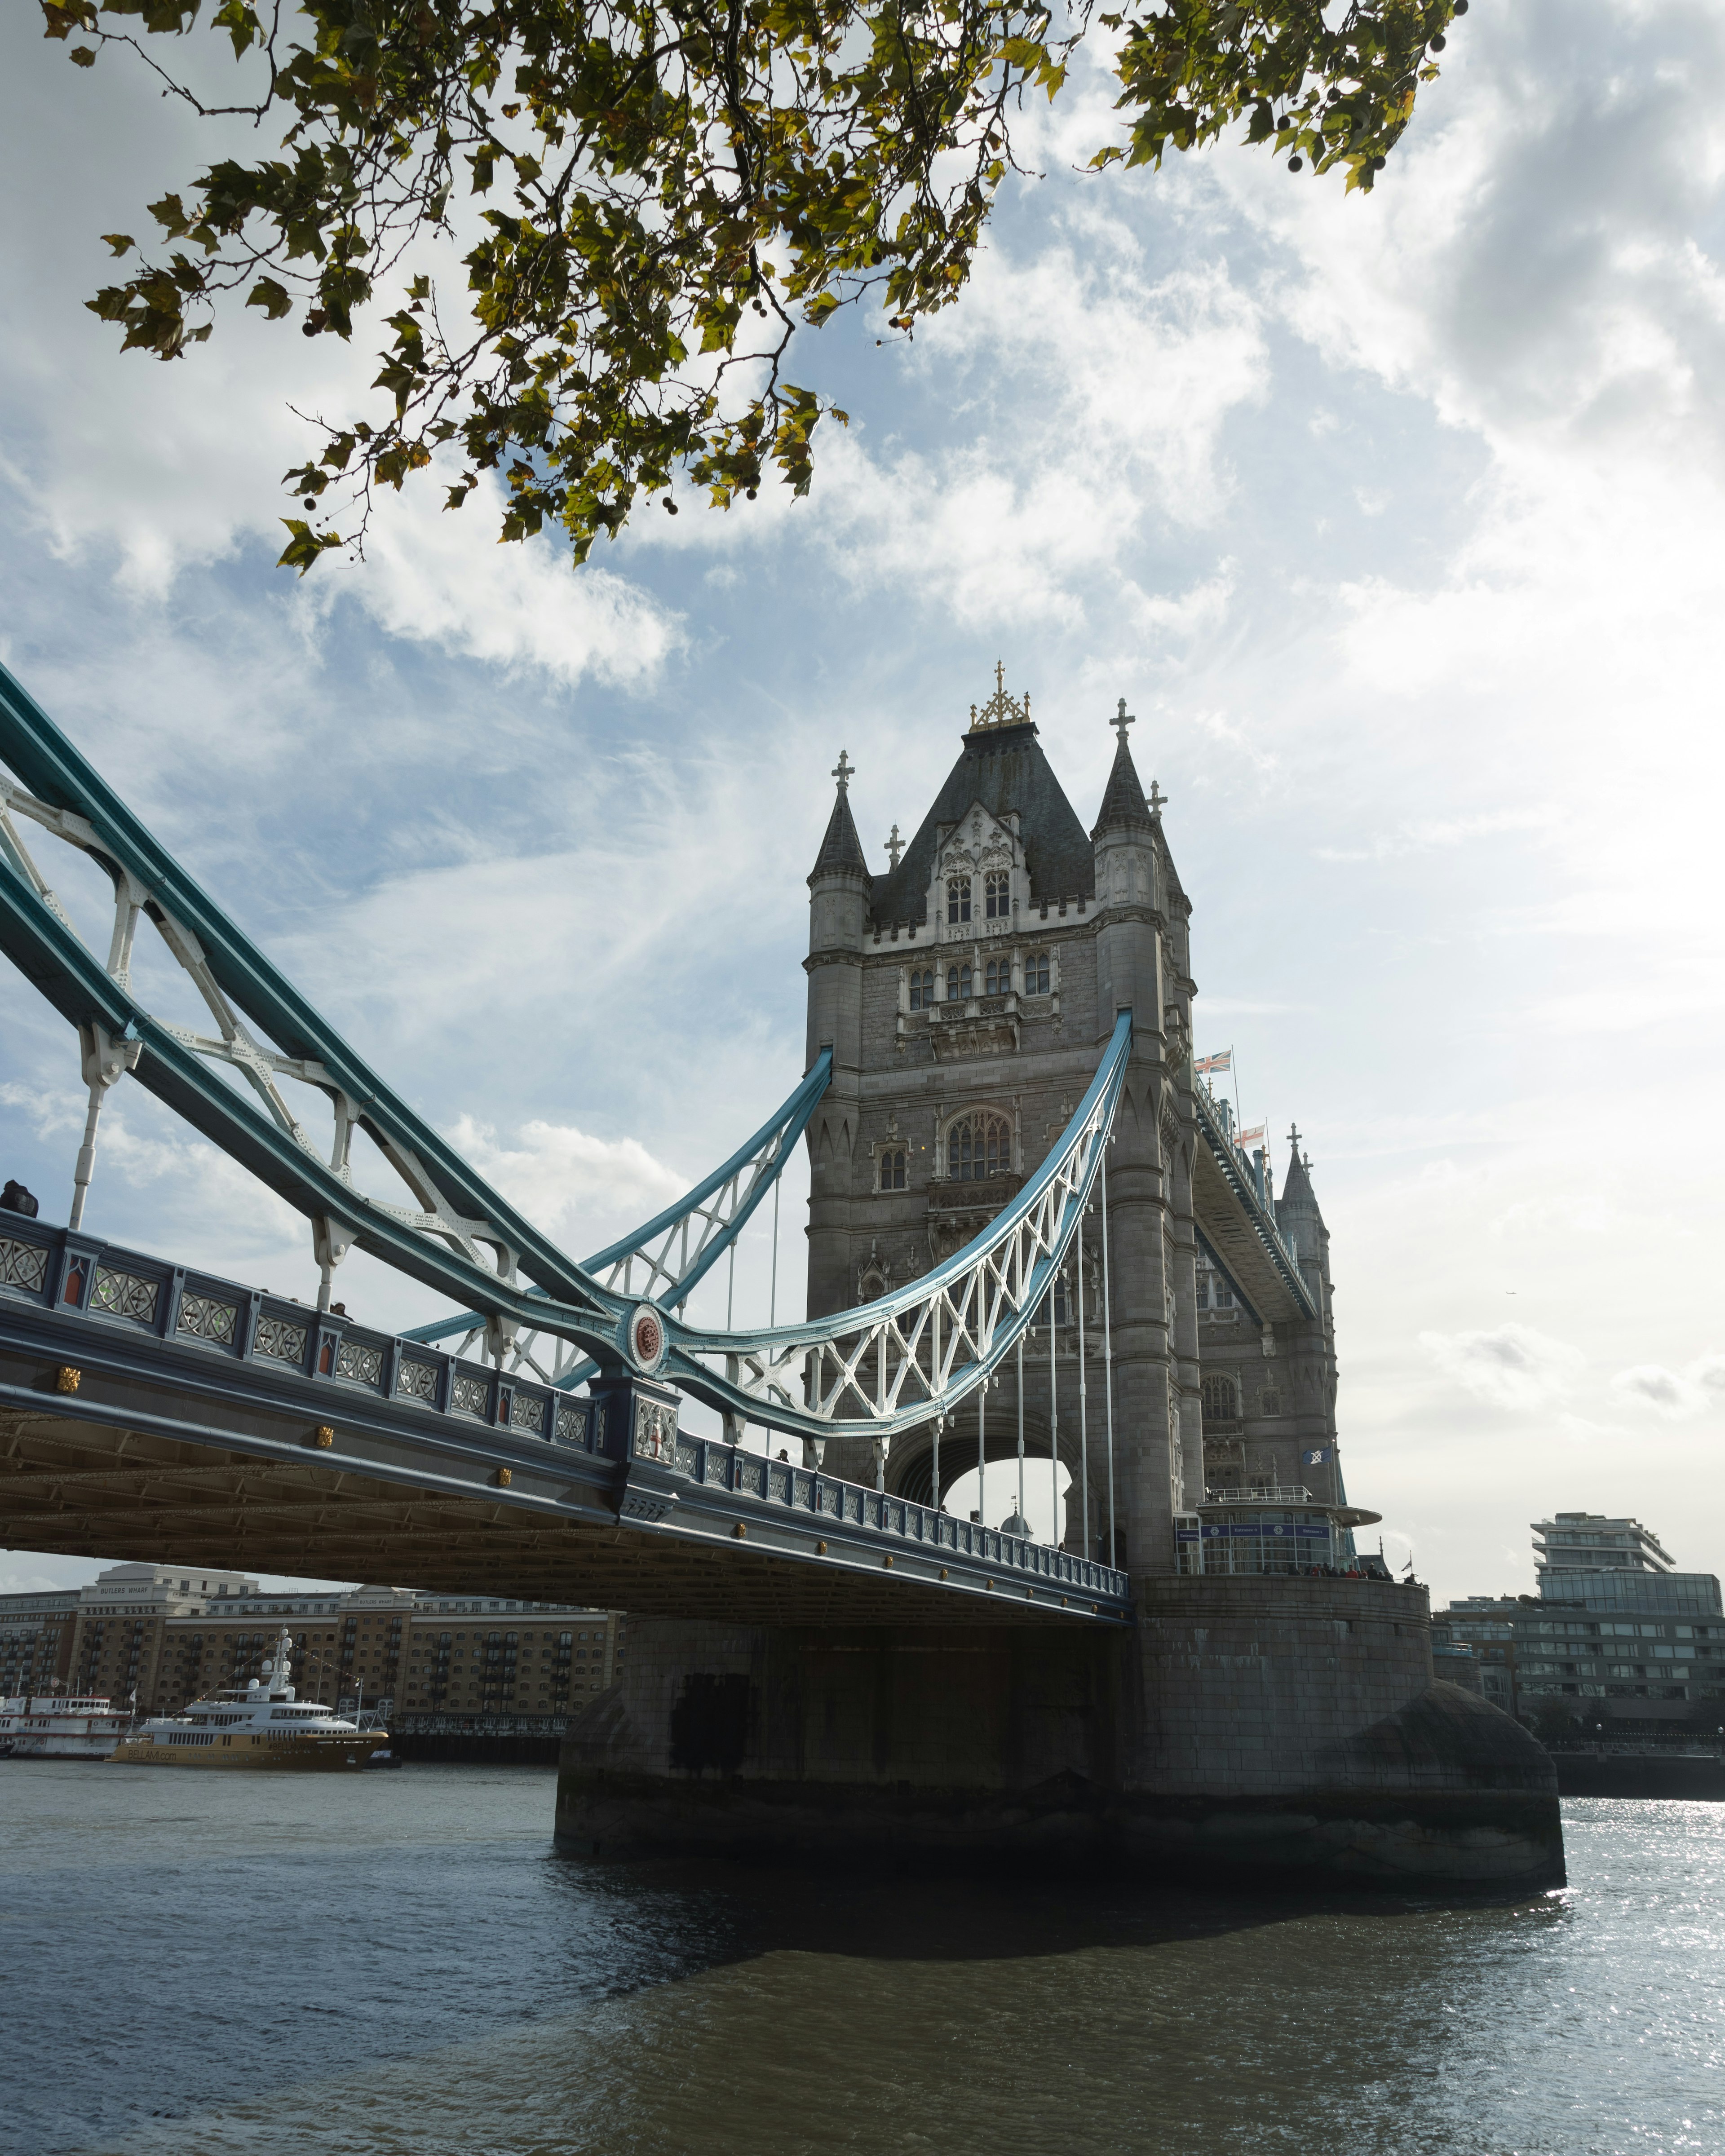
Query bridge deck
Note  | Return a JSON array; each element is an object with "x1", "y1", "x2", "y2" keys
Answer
[{"x1": 0, "y1": 1217, "x2": 1131, "y2": 1627}]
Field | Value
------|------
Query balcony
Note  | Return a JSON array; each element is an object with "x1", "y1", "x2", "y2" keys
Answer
[
  {"x1": 928, "y1": 1172, "x2": 1023, "y2": 1215},
  {"x1": 925, "y1": 994, "x2": 1020, "y2": 1060},
  {"x1": 1203, "y1": 1485, "x2": 1315, "y2": 1506}
]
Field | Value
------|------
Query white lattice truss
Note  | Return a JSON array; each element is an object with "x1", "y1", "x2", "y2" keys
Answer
[{"x1": 483, "y1": 1014, "x2": 1131, "y2": 1437}]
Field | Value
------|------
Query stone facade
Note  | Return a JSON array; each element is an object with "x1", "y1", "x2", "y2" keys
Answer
[{"x1": 804, "y1": 691, "x2": 1342, "y2": 1567}]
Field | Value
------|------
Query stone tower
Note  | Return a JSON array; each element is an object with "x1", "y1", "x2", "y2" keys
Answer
[{"x1": 801, "y1": 673, "x2": 1219, "y2": 1575}]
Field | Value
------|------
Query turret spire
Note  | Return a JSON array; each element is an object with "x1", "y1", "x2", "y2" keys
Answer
[
  {"x1": 1091, "y1": 697, "x2": 1155, "y2": 839},
  {"x1": 808, "y1": 755, "x2": 871, "y2": 885}
]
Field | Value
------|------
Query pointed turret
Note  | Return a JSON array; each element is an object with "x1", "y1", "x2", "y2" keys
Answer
[
  {"x1": 805, "y1": 747, "x2": 868, "y2": 1144},
  {"x1": 1274, "y1": 1124, "x2": 1327, "y2": 1280},
  {"x1": 808, "y1": 783, "x2": 871, "y2": 887},
  {"x1": 1090, "y1": 723, "x2": 1154, "y2": 840},
  {"x1": 1279, "y1": 1139, "x2": 1318, "y2": 1216},
  {"x1": 1091, "y1": 696, "x2": 1164, "y2": 1042}
]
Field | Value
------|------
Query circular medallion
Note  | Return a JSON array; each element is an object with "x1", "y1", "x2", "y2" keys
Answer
[{"x1": 624, "y1": 1303, "x2": 667, "y2": 1374}]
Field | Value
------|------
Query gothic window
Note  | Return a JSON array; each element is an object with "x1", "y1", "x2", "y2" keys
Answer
[
  {"x1": 908, "y1": 968, "x2": 935, "y2": 1011},
  {"x1": 949, "y1": 1111, "x2": 1011, "y2": 1181},
  {"x1": 1025, "y1": 951, "x2": 1050, "y2": 995},
  {"x1": 984, "y1": 957, "x2": 1008, "y2": 997},
  {"x1": 1195, "y1": 1271, "x2": 1210, "y2": 1311},
  {"x1": 1202, "y1": 1374, "x2": 1240, "y2": 1423},
  {"x1": 947, "y1": 876, "x2": 972, "y2": 925},
  {"x1": 878, "y1": 1149, "x2": 906, "y2": 1192},
  {"x1": 946, "y1": 962, "x2": 973, "y2": 1002},
  {"x1": 1045, "y1": 1275, "x2": 1071, "y2": 1326},
  {"x1": 984, "y1": 870, "x2": 1010, "y2": 919}
]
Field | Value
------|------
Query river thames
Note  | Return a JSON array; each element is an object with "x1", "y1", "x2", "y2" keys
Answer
[{"x1": 4, "y1": 1763, "x2": 1719, "y2": 2156}]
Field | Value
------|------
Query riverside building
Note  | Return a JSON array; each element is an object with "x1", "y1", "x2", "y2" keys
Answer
[
  {"x1": 0, "y1": 1564, "x2": 624, "y2": 1738},
  {"x1": 1434, "y1": 1511, "x2": 1725, "y2": 1735}
]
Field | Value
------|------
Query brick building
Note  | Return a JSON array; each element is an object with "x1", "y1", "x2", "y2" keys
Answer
[{"x1": 0, "y1": 1564, "x2": 624, "y2": 1728}]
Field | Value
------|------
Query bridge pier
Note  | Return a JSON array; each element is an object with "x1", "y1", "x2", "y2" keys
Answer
[{"x1": 554, "y1": 1577, "x2": 1564, "y2": 1887}]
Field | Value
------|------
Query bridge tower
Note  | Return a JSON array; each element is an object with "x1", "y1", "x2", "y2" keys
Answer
[{"x1": 801, "y1": 675, "x2": 1200, "y2": 1577}]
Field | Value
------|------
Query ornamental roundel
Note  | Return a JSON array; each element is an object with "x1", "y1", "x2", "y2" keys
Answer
[{"x1": 624, "y1": 1302, "x2": 667, "y2": 1374}]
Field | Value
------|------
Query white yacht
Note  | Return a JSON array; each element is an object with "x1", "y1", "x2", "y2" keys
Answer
[
  {"x1": 111, "y1": 1625, "x2": 387, "y2": 1771},
  {"x1": 0, "y1": 1694, "x2": 133, "y2": 1759}
]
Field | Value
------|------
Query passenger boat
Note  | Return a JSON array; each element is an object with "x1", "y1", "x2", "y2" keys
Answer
[
  {"x1": 110, "y1": 1625, "x2": 387, "y2": 1770},
  {"x1": 0, "y1": 1693, "x2": 132, "y2": 1759}
]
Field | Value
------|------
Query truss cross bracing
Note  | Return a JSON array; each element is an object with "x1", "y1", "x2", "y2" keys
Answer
[{"x1": 0, "y1": 662, "x2": 1129, "y2": 1456}]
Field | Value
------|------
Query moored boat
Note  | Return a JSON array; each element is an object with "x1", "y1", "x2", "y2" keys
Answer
[
  {"x1": 110, "y1": 1625, "x2": 387, "y2": 1770},
  {"x1": 0, "y1": 1694, "x2": 132, "y2": 1759}
]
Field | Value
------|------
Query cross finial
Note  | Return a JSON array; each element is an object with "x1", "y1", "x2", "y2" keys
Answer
[
  {"x1": 1112, "y1": 696, "x2": 1134, "y2": 740},
  {"x1": 1148, "y1": 779, "x2": 1167, "y2": 817},
  {"x1": 832, "y1": 749, "x2": 854, "y2": 794},
  {"x1": 1287, "y1": 1123, "x2": 1301, "y2": 1153},
  {"x1": 885, "y1": 822, "x2": 903, "y2": 870}
]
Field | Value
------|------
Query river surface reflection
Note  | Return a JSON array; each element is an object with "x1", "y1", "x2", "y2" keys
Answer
[{"x1": 4, "y1": 1763, "x2": 1720, "y2": 2155}]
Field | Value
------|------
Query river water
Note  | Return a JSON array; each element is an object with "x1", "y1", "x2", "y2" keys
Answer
[{"x1": 3, "y1": 1764, "x2": 1720, "y2": 2156}]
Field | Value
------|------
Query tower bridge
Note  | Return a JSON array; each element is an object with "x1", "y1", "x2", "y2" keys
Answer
[{"x1": 0, "y1": 658, "x2": 1563, "y2": 1886}]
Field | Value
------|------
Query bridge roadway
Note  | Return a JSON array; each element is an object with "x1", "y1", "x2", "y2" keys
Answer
[{"x1": 0, "y1": 1214, "x2": 1132, "y2": 1627}]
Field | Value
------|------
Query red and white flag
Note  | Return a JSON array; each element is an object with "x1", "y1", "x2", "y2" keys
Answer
[
  {"x1": 1194, "y1": 1049, "x2": 1232, "y2": 1075},
  {"x1": 1238, "y1": 1123, "x2": 1265, "y2": 1147}
]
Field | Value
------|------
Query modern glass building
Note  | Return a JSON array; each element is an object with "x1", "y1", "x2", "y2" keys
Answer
[{"x1": 1438, "y1": 1511, "x2": 1725, "y2": 1732}]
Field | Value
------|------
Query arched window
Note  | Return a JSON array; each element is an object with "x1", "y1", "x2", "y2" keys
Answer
[
  {"x1": 946, "y1": 876, "x2": 972, "y2": 925},
  {"x1": 1202, "y1": 1374, "x2": 1240, "y2": 1423},
  {"x1": 984, "y1": 956, "x2": 1008, "y2": 997},
  {"x1": 1196, "y1": 1263, "x2": 1234, "y2": 1312},
  {"x1": 948, "y1": 1110, "x2": 1011, "y2": 1181},
  {"x1": 908, "y1": 968, "x2": 934, "y2": 1011},
  {"x1": 984, "y1": 870, "x2": 1010, "y2": 919},
  {"x1": 1025, "y1": 951, "x2": 1050, "y2": 995},
  {"x1": 946, "y1": 962, "x2": 973, "y2": 1002},
  {"x1": 878, "y1": 1149, "x2": 906, "y2": 1192}
]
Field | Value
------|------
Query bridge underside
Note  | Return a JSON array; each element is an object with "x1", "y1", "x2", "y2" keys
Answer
[
  {"x1": 0, "y1": 1311, "x2": 1128, "y2": 1627},
  {"x1": 0, "y1": 1408, "x2": 995, "y2": 1622}
]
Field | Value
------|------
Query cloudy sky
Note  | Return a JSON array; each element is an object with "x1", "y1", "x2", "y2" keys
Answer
[{"x1": 2, "y1": 0, "x2": 1723, "y2": 1608}]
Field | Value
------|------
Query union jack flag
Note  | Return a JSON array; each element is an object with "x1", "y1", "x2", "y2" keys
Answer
[{"x1": 1194, "y1": 1049, "x2": 1232, "y2": 1075}]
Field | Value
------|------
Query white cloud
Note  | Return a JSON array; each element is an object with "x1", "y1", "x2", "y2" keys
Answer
[
  {"x1": 1420, "y1": 1323, "x2": 1587, "y2": 1414},
  {"x1": 302, "y1": 477, "x2": 683, "y2": 689},
  {"x1": 448, "y1": 1114, "x2": 685, "y2": 1258},
  {"x1": 1611, "y1": 1353, "x2": 1725, "y2": 1420}
]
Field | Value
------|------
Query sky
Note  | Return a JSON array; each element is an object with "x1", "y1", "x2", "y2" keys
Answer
[{"x1": 2, "y1": 0, "x2": 1724, "y2": 1609}]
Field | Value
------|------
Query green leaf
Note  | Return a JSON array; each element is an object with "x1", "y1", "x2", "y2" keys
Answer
[
  {"x1": 275, "y1": 517, "x2": 342, "y2": 575},
  {"x1": 245, "y1": 276, "x2": 292, "y2": 319}
]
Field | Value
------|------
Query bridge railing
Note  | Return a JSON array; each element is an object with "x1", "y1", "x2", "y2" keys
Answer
[
  {"x1": 636, "y1": 1427, "x2": 1126, "y2": 1601},
  {"x1": 0, "y1": 1208, "x2": 1131, "y2": 1608}
]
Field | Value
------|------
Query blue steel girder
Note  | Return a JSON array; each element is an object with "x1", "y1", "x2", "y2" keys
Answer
[
  {"x1": 399, "y1": 1049, "x2": 833, "y2": 1388},
  {"x1": 0, "y1": 659, "x2": 1129, "y2": 1449}
]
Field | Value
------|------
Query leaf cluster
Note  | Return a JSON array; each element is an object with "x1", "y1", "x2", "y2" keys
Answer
[{"x1": 42, "y1": 0, "x2": 1464, "y2": 570}]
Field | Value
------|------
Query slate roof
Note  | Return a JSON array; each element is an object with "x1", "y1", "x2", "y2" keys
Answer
[
  {"x1": 1278, "y1": 1147, "x2": 1319, "y2": 1215},
  {"x1": 1091, "y1": 733, "x2": 1154, "y2": 838},
  {"x1": 867, "y1": 720, "x2": 1096, "y2": 926},
  {"x1": 807, "y1": 786, "x2": 871, "y2": 886}
]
